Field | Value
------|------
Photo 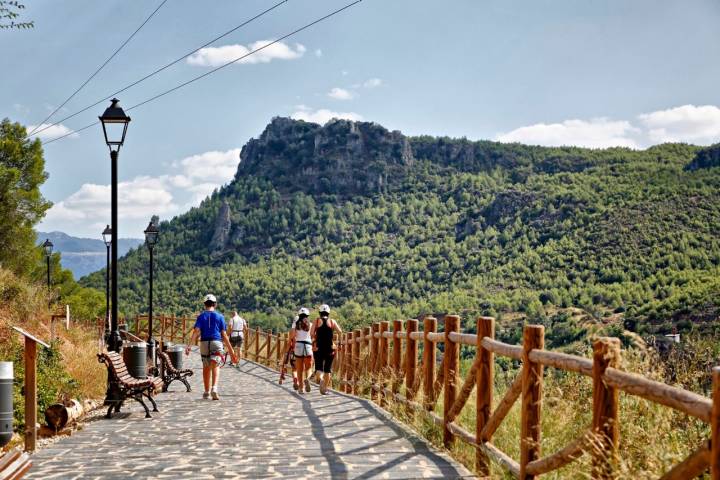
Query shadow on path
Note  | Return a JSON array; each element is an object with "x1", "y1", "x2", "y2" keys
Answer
[{"x1": 238, "y1": 360, "x2": 471, "y2": 479}]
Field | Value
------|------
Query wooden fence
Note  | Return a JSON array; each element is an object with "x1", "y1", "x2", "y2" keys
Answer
[
  {"x1": 244, "y1": 316, "x2": 720, "y2": 480},
  {"x1": 115, "y1": 315, "x2": 196, "y2": 346}
]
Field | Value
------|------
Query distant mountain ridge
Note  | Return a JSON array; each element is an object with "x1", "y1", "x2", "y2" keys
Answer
[{"x1": 37, "y1": 231, "x2": 143, "y2": 279}]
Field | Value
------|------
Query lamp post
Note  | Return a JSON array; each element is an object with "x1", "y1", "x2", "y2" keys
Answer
[
  {"x1": 143, "y1": 220, "x2": 159, "y2": 368},
  {"x1": 42, "y1": 239, "x2": 53, "y2": 290},
  {"x1": 99, "y1": 98, "x2": 130, "y2": 353},
  {"x1": 102, "y1": 225, "x2": 112, "y2": 339}
]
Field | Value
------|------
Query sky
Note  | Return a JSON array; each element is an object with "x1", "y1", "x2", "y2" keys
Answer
[{"x1": 1, "y1": 0, "x2": 719, "y2": 238}]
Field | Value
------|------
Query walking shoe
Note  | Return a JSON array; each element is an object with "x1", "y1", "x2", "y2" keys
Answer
[
  {"x1": 211, "y1": 391, "x2": 220, "y2": 400},
  {"x1": 293, "y1": 380, "x2": 299, "y2": 390},
  {"x1": 202, "y1": 392, "x2": 210, "y2": 400},
  {"x1": 304, "y1": 379, "x2": 311, "y2": 393},
  {"x1": 320, "y1": 381, "x2": 327, "y2": 395}
]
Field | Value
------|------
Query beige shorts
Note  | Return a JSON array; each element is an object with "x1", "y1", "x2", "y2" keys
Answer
[{"x1": 200, "y1": 340, "x2": 224, "y2": 367}]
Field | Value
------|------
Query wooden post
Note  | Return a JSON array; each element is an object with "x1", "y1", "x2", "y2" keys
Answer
[
  {"x1": 353, "y1": 328, "x2": 362, "y2": 395},
  {"x1": 276, "y1": 333, "x2": 282, "y2": 369},
  {"x1": 520, "y1": 325, "x2": 545, "y2": 479},
  {"x1": 443, "y1": 315, "x2": 460, "y2": 448},
  {"x1": 182, "y1": 317, "x2": 187, "y2": 344},
  {"x1": 392, "y1": 320, "x2": 402, "y2": 394},
  {"x1": 24, "y1": 339, "x2": 36, "y2": 452},
  {"x1": 337, "y1": 333, "x2": 345, "y2": 386},
  {"x1": 266, "y1": 330, "x2": 272, "y2": 365},
  {"x1": 135, "y1": 315, "x2": 140, "y2": 337},
  {"x1": 592, "y1": 337, "x2": 621, "y2": 479},
  {"x1": 362, "y1": 326, "x2": 371, "y2": 378},
  {"x1": 405, "y1": 319, "x2": 419, "y2": 414},
  {"x1": 476, "y1": 316, "x2": 494, "y2": 474},
  {"x1": 423, "y1": 317, "x2": 437, "y2": 409},
  {"x1": 378, "y1": 321, "x2": 389, "y2": 405},
  {"x1": 712, "y1": 366, "x2": 720, "y2": 480},
  {"x1": 370, "y1": 322, "x2": 380, "y2": 400},
  {"x1": 244, "y1": 326, "x2": 249, "y2": 359},
  {"x1": 343, "y1": 332, "x2": 353, "y2": 393},
  {"x1": 13, "y1": 327, "x2": 49, "y2": 453},
  {"x1": 254, "y1": 327, "x2": 260, "y2": 362}
]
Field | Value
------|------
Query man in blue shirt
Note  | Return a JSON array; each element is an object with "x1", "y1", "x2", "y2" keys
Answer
[{"x1": 185, "y1": 294, "x2": 237, "y2": 400}]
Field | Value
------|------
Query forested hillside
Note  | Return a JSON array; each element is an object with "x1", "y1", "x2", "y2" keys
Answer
[{"x1": 82, "y1": 117, "x2": 720, "y2": 342}]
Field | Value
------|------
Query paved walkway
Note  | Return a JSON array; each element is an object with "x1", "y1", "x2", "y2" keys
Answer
[{"x1": 28, "y1": 354, "x2": 474, "y2": 479}]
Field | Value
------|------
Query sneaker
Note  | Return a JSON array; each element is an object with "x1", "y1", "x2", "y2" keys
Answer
[
  {"x1": 211, "y1": 391, "x2": 220, "y2": 400},
  {"x1": 293, "y1": 380, "x2": 299, "y2": 391},
  {"x1": 304, "y1": 379, "x2": 311, "y2": 393},
  {"x1": 320, "y1": 381, "x2": 327, "y2": 395},
  {"x1": 202, "y1": 392, "x2": 210, "y2": 400}
]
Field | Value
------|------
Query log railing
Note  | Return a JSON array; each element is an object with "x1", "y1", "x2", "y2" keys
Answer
[{"x1": 241, "y1": 316, "x2": 720, "y2": 480}]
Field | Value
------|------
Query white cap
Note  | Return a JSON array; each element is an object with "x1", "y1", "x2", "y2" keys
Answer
[
  {"x1": 319, "y1": 304, "x2": 330, "y2": 314},
  {"x1": 204, "y1": 294, "x2": 217, "y2": 304},
  {"x1": 298, "y1": 307, "x2": 310, "y2": 316}
]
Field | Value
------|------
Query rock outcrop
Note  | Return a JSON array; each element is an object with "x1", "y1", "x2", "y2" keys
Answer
[
  {"x1": 209, "y1": 200, "x2": 232, "y2": 252},
  {"x1": 235, "y1": 117, "x2": 414, "y2": 195}
]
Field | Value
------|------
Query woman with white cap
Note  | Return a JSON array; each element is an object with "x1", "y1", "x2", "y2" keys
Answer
[
  {"x1": 289, "y1": 307, "x2": 313, "y2": 394},
  {"x1": 311, "y1": 304, "x2": 342, "y2": 394}
]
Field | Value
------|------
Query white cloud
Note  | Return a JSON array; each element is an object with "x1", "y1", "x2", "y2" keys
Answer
[
  {"x1": 638, "y1": 104, "x2": 720, "y2": 145},
  {"x1": 363, "y1": 77, "x2": 382, "y2": 88},
  {"x1": 496, "y1": 118, "x2": 640, "y2": 149},
  {"x1": 290, "y1": 105, "x2": 362, "y2": 125},
  {"x1": 27, "y1": 123, "x2": 78, "y2": 141},
  {"x1": 187, "y1": 40, "x2": 306, "y2": 67},
  {"x1": 314, "y1": 49, "x2": 322, "y2": 57},
  {"x1": 327, "y1": 87, "x2": 353, "y2": 100},
  {"x1": 40, "y1": 148, "x2": 241, "y2": 237}
]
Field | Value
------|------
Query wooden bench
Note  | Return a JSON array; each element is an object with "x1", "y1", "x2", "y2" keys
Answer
[
  {"x1": 97, "y1": 351, "x2": 164, "y2": 419},
  {"x1": 0, "y1": 448, "x2": 32, "y2": 479},
  {"x1": 157, "y1": 350, "x2": 193, "y2": 392}
]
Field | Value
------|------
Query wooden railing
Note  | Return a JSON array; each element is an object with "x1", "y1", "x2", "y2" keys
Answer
[
  {"x1": 121, "y1": 315, "x2": 196, "y2": 345},
  {"x1": 244, "y1": 316, "x2": 720, "y2": 480}
]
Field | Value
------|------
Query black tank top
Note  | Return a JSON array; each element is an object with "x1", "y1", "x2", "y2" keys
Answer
[{"x1": 316, "y1": 317, "x2": 334, "y2": 352}]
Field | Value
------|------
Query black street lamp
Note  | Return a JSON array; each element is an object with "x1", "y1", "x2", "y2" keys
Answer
[
  {"x1": 143, "y1": 220, "x2": 159, "y2": 368},
  {"x1": 99, "y1": 98, "x2": 130, "y2": 353},
  {"x1": 42, "y1": 239, "x2": 53, "y2": 290},
  {"x1": 102, "y1": 225, "x2": 112, "y2": 339}
]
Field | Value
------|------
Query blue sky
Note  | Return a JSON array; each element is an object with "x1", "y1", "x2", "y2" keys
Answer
[{"x1": 1, "y1": 0, "x2": 719, "y2": 238}]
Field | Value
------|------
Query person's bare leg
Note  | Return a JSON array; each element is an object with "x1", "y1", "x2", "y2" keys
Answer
[
  {"x1": 202, "y1": 365, "x2": 211, "y2": 392},
  {"x1": 211, "y1": 363, "x2": 220, "y2": 387},
  {"x1": 297, "y1": 358, "x2": 305, "y2": 393}
]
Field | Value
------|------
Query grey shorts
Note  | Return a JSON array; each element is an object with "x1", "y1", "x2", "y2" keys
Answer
[{"x1": 200, "y1": 340, "x2": 224, "y2": 367}]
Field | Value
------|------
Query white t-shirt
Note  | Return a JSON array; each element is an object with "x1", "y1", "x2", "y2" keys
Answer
[{"x1": 230, "y1": 315, "x2": 247, "y2": 338}]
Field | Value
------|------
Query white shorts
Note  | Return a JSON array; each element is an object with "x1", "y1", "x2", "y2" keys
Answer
[{"x1": 294, "y1": 341, "x2": 312, "y2": 357}]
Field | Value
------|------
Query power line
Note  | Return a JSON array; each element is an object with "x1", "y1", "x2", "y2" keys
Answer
[
  {"x1": 30, "y1": 0, "x2": 289, "y2": 139},
  {"x1": 42, "y1": 0, "x2": 363, "y2": 146},
  {"x1": 28, "y1": 0, "x2": 168, "y2": 136}
]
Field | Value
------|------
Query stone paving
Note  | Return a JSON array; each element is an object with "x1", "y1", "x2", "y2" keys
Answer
[{"x1": 28, "y1": 353, "x2": 475, "y2": 479}]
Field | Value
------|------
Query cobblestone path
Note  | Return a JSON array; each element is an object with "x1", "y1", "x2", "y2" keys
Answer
[{"x1": 28, "y1": 354, "x2": 475, "y2": 479}]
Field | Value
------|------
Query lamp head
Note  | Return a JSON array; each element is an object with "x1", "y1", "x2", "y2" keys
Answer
[
  {"x1": 99, "y1": 98, "x2": 130, "y2": 149},
  {"x1": 144, "y1": 221, "x2": 159, "y2": 249},
  {"x1": 102, "y1": 224, "x2": 112, "y2": 247},
  {"x1": 42, "y1": 238, "x2": 53, "y2": 257}
]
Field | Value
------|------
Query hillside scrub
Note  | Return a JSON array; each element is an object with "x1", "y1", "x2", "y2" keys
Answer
[
  {"x1": 81, "y1": 118, "x2": 720, "y2": 347},
  {"x1": 0, "y1": 266, "x2": 105, "y2": 434}
]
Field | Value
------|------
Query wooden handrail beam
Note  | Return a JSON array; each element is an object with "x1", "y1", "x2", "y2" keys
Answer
[
  {"x1": 603, "y1": 368, "x2": 712, "y2": 423},
  {"x1": 660, "y1": 441, "x2": 710, "y2": 480},
  {"x1": 528, "y1": 349, "x2": 593, "y2": 377},
  {"x1": 481, "y1": 337, "x2": 523, "y2": 360}
]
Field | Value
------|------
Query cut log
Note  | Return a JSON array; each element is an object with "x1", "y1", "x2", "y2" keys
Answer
[{"x1": 44, "y1": 399, "x2": 83, "y2": 430}]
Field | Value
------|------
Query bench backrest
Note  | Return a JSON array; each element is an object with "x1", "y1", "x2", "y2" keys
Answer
[
  {"x1": 99, "y1": 351, "x2": 137, "y2": 384},
  {"x1": 157, "y1": 351, "x2": 178, "y2": 374}
]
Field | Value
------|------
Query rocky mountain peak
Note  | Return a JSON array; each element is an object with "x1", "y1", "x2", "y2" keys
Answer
[{"x1": 235, "y1": 117, "x2": 414, "y2": 195}]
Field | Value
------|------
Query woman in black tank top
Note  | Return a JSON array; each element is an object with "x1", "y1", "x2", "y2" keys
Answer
[{"x1": 312, "y1": 304, "x2": 343, "y2": 395}]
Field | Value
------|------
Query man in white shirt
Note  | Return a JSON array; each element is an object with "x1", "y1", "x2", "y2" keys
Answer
[{"x1": 227, "y1": 311, "x2": 248, "y2": 365}]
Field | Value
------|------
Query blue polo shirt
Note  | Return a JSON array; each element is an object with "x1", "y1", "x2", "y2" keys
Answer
[{"x1": 194, "y1": 310, "x2": 226, "y2": 341}]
